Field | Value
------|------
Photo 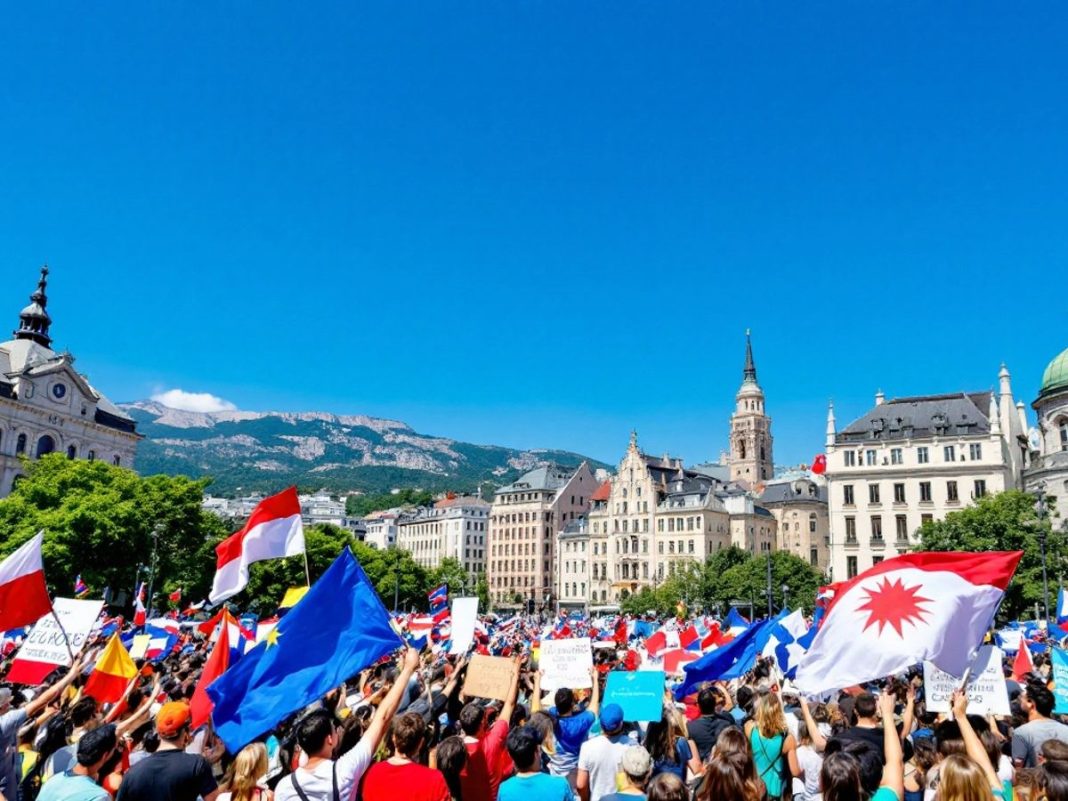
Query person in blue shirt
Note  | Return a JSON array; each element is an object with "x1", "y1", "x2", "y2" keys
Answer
[
  {"x1": 532, "y1": 668, "x2": 600, "y2": 785},
  {"x1": 499, "y1": 726, "x2": 575, "y2": 801},
  {"x1": 37, "y1": 724, "x2": 118, "y2": 801}
]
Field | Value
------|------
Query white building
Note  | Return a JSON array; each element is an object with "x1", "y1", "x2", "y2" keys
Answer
[
  {"x1": 0, "y1": 267, "x2": 140, "y2": 495},
  {"x1": 1026, "y1": 347, "x2": 1068, "y2": 522},
  {"x1": 299, "y1": 490, "x2": 346, "y2": 526},
  {"x1": 397, "y1": 495, "x2": 490, "y2": 580},
  {"x1": 826, "y1": 370, "x2": 1027, "y2": 581},
  {"x1": 364, "y1": 510, "x2": 400, "y2": 550}
]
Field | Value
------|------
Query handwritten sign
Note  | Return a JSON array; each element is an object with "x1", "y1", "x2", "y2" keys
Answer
[
  {"x1": 1052, "y1": 648, "x2": 1068, "y2": 714},
  {"x1": 604, "y1": 670, "x2": 665, "y2": 722},
  {"x1": 6, "y1": 598, "x2": 104, "y2": 685},
  {"x1": 464, "y1": 654, "x2": 516, "y2": 701},
  {"x1": 539, "y1": 637, "x2": 593, "y2": 690},
  {"x1": 923, "y1": 646, "x2": 1009, "y2": 716},
  {"x1": 449, "y1": 597, "x2": 479, "y2": 655}
]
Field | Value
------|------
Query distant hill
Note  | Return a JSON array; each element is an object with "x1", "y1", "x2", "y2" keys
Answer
[{"x1": 120, "y1": 400, "x2": 606, "y2": 496}]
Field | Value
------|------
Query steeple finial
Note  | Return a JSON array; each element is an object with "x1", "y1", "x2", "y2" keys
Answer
[
  {"x1": 742, "y1": 329, "x2": 757, "y2": 385},
  {"x1": 628, "y1": 429, "x2": 639, "y2": 451},
  {"x1": 14, "y1": 265, "x2": 53, "y2": 348}
]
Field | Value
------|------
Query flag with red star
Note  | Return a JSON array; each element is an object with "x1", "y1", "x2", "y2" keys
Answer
[{"x1": 795, "y1": 550, "x2": 1022, "y2": 695}]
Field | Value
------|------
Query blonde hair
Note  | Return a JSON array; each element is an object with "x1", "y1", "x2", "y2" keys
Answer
[
  {"x1": 938, "y1": 754, "x2": 994, "y2": 801},
  {"x1": 227, "y1": 742, "x2": 268, "y2": 801},
  {"x1": 754, "y1": 693, "x2": 788, "y2": 739}
]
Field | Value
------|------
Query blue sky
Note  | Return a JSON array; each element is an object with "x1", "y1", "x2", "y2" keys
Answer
[{"x1": 1, "y1": 3, "x2": 1065, "y2": 467}]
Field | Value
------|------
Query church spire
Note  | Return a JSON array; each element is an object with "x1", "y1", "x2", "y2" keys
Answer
[
  {"x1": 742, "y1": 329, "x2": 758, "y2": 385},
  {"x1": 14, "y1": 266, "x2": 52, "y2": 348}
]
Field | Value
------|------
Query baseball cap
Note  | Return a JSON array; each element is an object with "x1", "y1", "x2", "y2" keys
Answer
[
  {"x1": 156, "y1": 701, "x2": 192, "y2": 737},
  {"x1": 599, "y1": 703, "x2": 624, "y2": 732},
  {"x1": 620, "y1": 745, "x2": 652, "y2": 778}
]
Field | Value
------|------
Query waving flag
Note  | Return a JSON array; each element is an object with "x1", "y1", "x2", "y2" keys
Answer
[
  {"x1": 761, "y1": 609, "x2": 811, "y2": 679},
  {"x1": 168, "y1": 588, "x2": 182, "y2": 603},
  {"x1": 674, "y1": 618, "x2": 773, "y2": 699},
  {"x1": 74, "y1": 575, "x2": 89, "y2": 597},
  {"x1": 1013, "y1": 640, "x2": 1035, "y2": 680},
  {"x1": 210, "y1": 487, "x2": 305, "y2": 604},
  {"x1": 85, "y1": 633, "x2": 137, "y2": 704},
  {"x1": 1058, "y1": 588, "x2": 1068, "y2": 625},
  {"x1": 0, "y1": 532, "x2": 52, "y2": 632},
  {"x1": 143, "y1": 625, "x2": 179, "y2": 661},
  {"x1": 133, "y1": 581, "x2": 147, "y2": 627},
  {"x1": 190, "y1": 622, "x2": 230, "y2": 730},
  {"x1": 429, "y1": 584, "x2": 450, "y2": 622},
  {"x1": 725, "y1": 608, "x2": 750, "y2": 636},
  {"x1": 795, "y1": 551, "x2": 1022, "y2": 695}
]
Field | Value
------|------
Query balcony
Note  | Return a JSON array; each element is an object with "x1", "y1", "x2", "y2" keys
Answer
[{"x1": 871, "y1": 537, "x2": 885, "y2": 549}]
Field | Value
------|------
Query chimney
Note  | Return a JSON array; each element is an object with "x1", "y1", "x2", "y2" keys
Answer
[{"x1": 875, "y1": 389, "x2": 885, "y2": 406}]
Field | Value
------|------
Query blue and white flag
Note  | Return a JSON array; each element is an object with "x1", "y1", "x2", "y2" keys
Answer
[
  {"x1": 725, "y1": 608, "x2": 750, "y2": 636},
  {"x1": 761, "y1": 609, "x2": 811, "y2": 679},
  {"x1": 1058, "y1": 588, "x2": 1068, "y2": 624}
]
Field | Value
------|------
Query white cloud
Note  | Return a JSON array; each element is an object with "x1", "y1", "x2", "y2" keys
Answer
[{"x1": 151, "y1": 389, "x2": 238, "y2": 413}]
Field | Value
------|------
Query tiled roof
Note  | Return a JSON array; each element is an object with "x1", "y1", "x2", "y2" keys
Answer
[{"x1": 590, "y1": 480, "x2": 611, "y2": 502}]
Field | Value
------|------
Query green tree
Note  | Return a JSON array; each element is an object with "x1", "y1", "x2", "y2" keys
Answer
[
  {"x1": 475, "y1": 572, "x2": 490, "y2": 613},
  {"x1": 429, "y1": 557, "x2": 472, "y2": 596},
  {"x1": 351, "y1": 543, "x2": 429, "y2": 611},
  {"x1": 915, "y1": 490, "x2": 1065, "y2": 620},
  {"x1": 713, "y1": 551, "x2": 824, "y2": 615},
  {"x1": 345, "y1": 489, "x2": 435, "y2": 518}
]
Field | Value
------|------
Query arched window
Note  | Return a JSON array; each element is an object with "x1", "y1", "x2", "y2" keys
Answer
[
  {"x1": 738, "y1": 440, "x2": 746, "y2": 459},
  {"x1": 16, "y1": 434, "x2": 27, "y2": 454},
  {"x1": 66, "y1": 445, "x2": 76, "y2": 460},
  {"x1": 36, "y1": 435, "x2": 55, "y2": 458},
  {"x1": 87, "y1": 450, "x2": 95, "y2": 462},
  {"x1": 112, "y1": 455, "x2": 120, "y2": 466},
  {"x1": 1060, "y1": 418, "x2": 1068, "y2": 451}
]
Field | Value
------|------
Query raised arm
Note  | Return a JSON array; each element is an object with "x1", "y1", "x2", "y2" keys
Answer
[
  {"x1": 899, "y1": 686, "x2": 916, "y2": 743},
  {"x1": 359, "y1": 648, "x2": 420, "y2": 755},
  {"x1": 799, "y1": 697, "x2": 827, "y2": 752},
  {"x1": 531, "y1": 670, "x2": 543, "y2": 713},
  {"x1": 879, "y1": 690, "x2": 904, "y2": 801},
  {"x1": 500, "y1": 657, "x2": 521, "y2": 724},
  {"x1": 951, "y1": 690, "x2": 1000, "y2": 790},
  {"x1": 25, "y1": 656, "x2": 84, "y2": 717},
  {"x1": 587, "y1": 666, "x2": 600, "y2": 717}
]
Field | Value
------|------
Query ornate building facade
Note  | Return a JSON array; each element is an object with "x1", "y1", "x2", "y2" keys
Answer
[
  {"x1": 760, "y1": 476, "x2": 830, "y2": 571},
  {"x1": 729, "y1": 331, "x2": 774, "y2": 487},
  {"x1": 1025, "y1": 346, "x2": 1068, "y2": 523},
  {"x1": 0, "y1": 267, "x2": 139, "y2": 495}
]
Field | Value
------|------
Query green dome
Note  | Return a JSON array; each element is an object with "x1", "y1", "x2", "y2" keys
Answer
[{"x1": 1040, "y1": 348, "x2": 1068, "y2": 396}]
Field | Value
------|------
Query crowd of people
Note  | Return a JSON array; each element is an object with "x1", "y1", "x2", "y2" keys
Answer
[{"x1": 3, "y1": 612, "x2": 1068, "y2": 801}]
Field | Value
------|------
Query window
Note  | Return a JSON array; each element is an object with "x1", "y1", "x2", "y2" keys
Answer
[
  {"x1": 845, "y1": 516, "x2": 857, "y2": 543},
  {"x1": 36, "y1": 435, "x2": 56, "y2": 458},
  {"x1": 688, "y1": 539, "x2": 695, "y2": 553},
  {"x1": 969, "y1": 443, "x2": 982, "y2": 460},
  {"x1": 1061, "y1": 421, "x2": 1068, "y2": 451},
  {"x1": 868, "y1": 484, "x2": 880, "y2": 504},
  {"x1": 890, "y1": 448, "x2": 903, "y2": 465},
  {"x1": 944, "y1": 445, "x2": 956, "y2": 462},
  {"x1": 871, "y1": 516, "x2": 883, "y2": 541},
  {"x1": 893, "y1": 483, "x2": 906, "y2": 503},
  {"x1": 810, "y1": 548, "x2": 818, "y2": 566},
  {"x1": 66, "y1": 445, "x2": 76, "y2": 460},
  {"x1": 921, "y1": 513, "x2": 933, "y2": 526},
  {"x1": 658, "y1": 541, "x2": 664, "y2": 554},
  {"x1": 16, "y1": 434, "x2": 27, "y2": 454},
  {"x1": 844, "y1": 451, "x2": 856, "y2": 467},
  {"x1": 844, "y1": 485, "x2": 855, "y2": 505},
  {"x1": 865, "y1": 450, "x2": 877, "y2": 466},
  {"x1": 974, "y1": 480, "x2": 987, "y2": 499},
  {"x1": 669, "y1": 541, "x2": 675, "y2": 554},
  {"x1": 947, "y1": 481, "x2": 959, "y2": 502},
  {"x1": 873, "y1": 556, "x2": 884, "y2": 565},
  {"x1": 847, "y1": 556, "x2": 858, "y2": 578},
  {"x1": 917, "y1": 447, "x2": 929, "y2": 464},
  {"x1": 919, "y1": 481, "x2": 932, "y2": 502},
  {"x1": 896, "y1": 515, "x2": 908, "y2": 541},
  {"x1": 809, "y1": 513, "x2": 817, "y2": 533}
]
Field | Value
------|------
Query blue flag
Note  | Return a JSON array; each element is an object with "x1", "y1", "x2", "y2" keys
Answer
[
  {"x1": 1052, "y1": 648, "x2": 1068, "y2": 714},
  {"x1": 207, "y1": 548, "x2": 404, "y2": 751},
  {"x1": 674, "y1": 617, "x2": 772, "y2": 699}
]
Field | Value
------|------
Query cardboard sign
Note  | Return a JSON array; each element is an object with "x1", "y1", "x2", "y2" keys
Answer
[
  {"x1": 129, "y1": 635, "x2": 151, "y2": 660},
  {"x1": 464, "y1": 654, "x2": 516, "y2": 701},
  {"x1": 6, "y1": 598, "x2": 105, "y2": 685},
  {"x1": 449, "y1": 597, "x2": 479, "y2": 655},
  {"x1": 539, "y1": 637, "x2": 593, "y2": 690},
  {"x1": 923, "y1": 646, "x2": 1009, "y2": 716},
  {"x1": 1051, "y1": 648, "x2": 1068, "y2": 714},
  {"x1": 604, "y1": 670, "x2": 665, "y2": 722}
]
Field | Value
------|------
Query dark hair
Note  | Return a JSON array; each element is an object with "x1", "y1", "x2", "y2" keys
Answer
[
  {"x1": 506, "y1": 726, "x2": 542, "y2": 771},
  {"x1": 1044, "y1": 741, "x2": 1068, "y2": 766},
  {"x1": 77, "y1": 724, "x2": 117, "y2": 767},
  {"x1": 391, "y1": 712, "x2": 426, "y2": 757},
  {"x1": 1027, "y1": 682, "x2": 1056, "y2": 717},
  {"x1": 1039, "y1": 764, "x2": 1068, "y2": 801},
  {"x1": 697, "y1": 751, "x2": 760, "y2": 801},
  {"x1": 436, "y1": 736, "x2": 467, "y2": 801},
  {"x1": 648, "y1": 772, "x2": 689, "y2": 801},
  {"x1": 296, "y1": 709, "x2": 337, "y2": 755},
  {"x1": 69, "y1": 697, "x2": 99, "y2": 728},
  {"x1": 853, "y1": 693, "x2": 877, "y2": 720},
  {"x1": 459, "y1": 703, "x2": 486, "y2": 737},
  {"x1": 842, "y1": 741, "x2": 882, "y2": 795},
  {"x1": 736, "y1": 686, "x2": 755, "y2": 718},
  {"x1": 822, "y1": 751, "x2": 864, "y2": 801},
  {"x1": 911, "y1": 737, "x2": 938, "y2": 788},
  {"x1": 697, "y1": 687, "x2": 718, "y2": 716},
  {"x1": 644, "y1": 710, "x2": 680, "y2": 767},
  {"x1": 554, "y1": 688, "x2": 573, "y2": 715}
]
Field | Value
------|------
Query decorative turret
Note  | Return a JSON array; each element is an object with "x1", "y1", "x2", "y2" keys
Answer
[
  {"x1": 729, "y1": 330, "x2": 773, "y2": 485},
  {"x1": 826, "y1": 401, "x2": 837, "y2": 447},
  {"x1": 989, "y1": 393, "x2": 1001, "y2": 435},
  {"x1": 742, "y1": 328, "x2": 758, "y2": 386},
  {"x1": 14, "y1": 266, "x2": 52, "y2": 348}
]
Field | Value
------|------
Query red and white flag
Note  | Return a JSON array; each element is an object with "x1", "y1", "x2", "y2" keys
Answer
[
  {"x1": 795, "y1": 551, "x2": 1022, "y2": 695},
  {"x1": 133, "y1": 581, "x2": 147, "y2": 627},
  {"x1": 0, "y1": 532, "x2": 53, "y2": 631},
  {"x1": 1013, "y1": 641, "x2": 1034, "y2": 681},
  {"x1": 209, "y1": 487, "x2": 305, "y2": 604}
]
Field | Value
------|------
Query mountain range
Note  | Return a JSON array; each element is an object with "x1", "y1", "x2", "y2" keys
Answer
[{"x1": 119, "y1": 400, "x2": 606, "y2": 496}]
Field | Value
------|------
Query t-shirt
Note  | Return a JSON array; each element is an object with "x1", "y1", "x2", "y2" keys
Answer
[
  {"x1": 796, "y1": 744, "x2": 823, "y2": 801},
  {"x1": 651, "y1": 738, "x2": 692, "y2": 781},
  {"x1": 0, "y1": 707, "x2": 28, "y2": 797},
  {"x1": 274, "y1": 739, "x2": 374, "y2": 801},
  {"x1": 547, "y1": 708, "x2": 596, "y2": 774},
  {"x1": 462, "y1": 719, "x2": 511, "y2": 801},
  {"x1": 599, "y1": 794, "x2": 646, "y2": 801},
  {"x1": 114, "y1": 749, "x2": 217, "y2": 801},
  {"x1": 360, "y1": 761, "x2": 449, "y2": 801},
  {"x1": 37, "y1": 771, "x2": 111, "y2": 801},
  {"x1": 498, "y1": 772, "x2": 576, "y2": 801},
  {"x1": 43, "y1": 743, "x2": 77, "y2": 781},
  {"x1": 831, "y1": 726, "x2": 886, "y2": 763},
  {"x1": 1012, "y1": 718, "x2": 1068, "y2": 767},
  {"x1": 578, "y1": 734, "x2": 631, "y2": 801},
  {"x1": 872, "y1": 787, "x2": 899, "y2": 801},
  {"x1": 687, "y1": 713, "x2": 737, "y2": 762}
]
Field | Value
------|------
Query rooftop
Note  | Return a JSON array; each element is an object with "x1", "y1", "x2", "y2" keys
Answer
[{"x1": 836, "y1": 391, "x2": 992, "y2": 444}]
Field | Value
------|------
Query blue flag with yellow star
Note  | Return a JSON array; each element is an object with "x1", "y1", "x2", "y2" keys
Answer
[{"x1": 207, "y1": 547, "x2": 404, "y2": 751}]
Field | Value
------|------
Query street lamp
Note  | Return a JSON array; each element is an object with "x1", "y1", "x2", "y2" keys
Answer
[
  {"x1": 145, "y1": 524, "x2": 162, "y2": 618},
  {"x1": 1033, "y1": 487, "x2": 1051, "y2": 623},
  {"x1": 782, "y1": 583, "x2": 790, "y2": 610},
  {"x1": 765, "y1": 553, "x2": 773, "y2": 616}
]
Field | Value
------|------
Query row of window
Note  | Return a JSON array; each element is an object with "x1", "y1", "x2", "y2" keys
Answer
[
  {"x1": 842, "y1": 443, "x2": 983, "y2": 468},
  {"x1": 843, "y1": 478, "x2": 986, "y2": 506},
  {"x1": 1, "y1": 430, "x2": 121, "y2": 465}
]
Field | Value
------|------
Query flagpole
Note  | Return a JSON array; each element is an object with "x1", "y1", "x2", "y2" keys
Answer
[
  {"x1": 50, "y1": 607, "x2": 76, "y2": 663},
  {"x1": 302, "y1": 551, "x2": 311, "y2": 587}
]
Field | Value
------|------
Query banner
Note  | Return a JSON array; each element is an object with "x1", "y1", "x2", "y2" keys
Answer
[
  {"x1": 129, "y1": 635, "x2": 151, "y2": 660},
  {"x1": 5, "y1": 598, "x2": 105, "y2": 685},
  {"x1": 1052, "y1": 648, "x2": 1068, "y2": 714},
  {"x1": 464, "y1": 654, "x2": 516, "y2": 701},
  {"x1": 449, "y1": 597, "x2": 479, "y2": 655},
  {"x1": 603, "y1": 670, "x2": 665, "y2": 722},
  {"x1": 923, "y1": 645, "x2": 1009, "y2": 716},
  {"x1": 539, "y1": 637, "x2": 593, "y2": 690}
]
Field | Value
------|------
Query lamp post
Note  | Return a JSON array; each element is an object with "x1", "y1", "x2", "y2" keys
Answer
[
  {"x1": 145, "y1": 524, "x2": 162, "y2": 618},
  {"x1": 782, "y1": 583, "x2": 790, "y2": 611},
  {"x1": 766, "y1": 552, "x2": 773, "y2": 616},
  {"x1": 1034, "y1": 487, "x2": 1051, "y2": 623}
]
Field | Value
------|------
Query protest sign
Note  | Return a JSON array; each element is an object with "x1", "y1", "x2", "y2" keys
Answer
[
  {"x1": 6, "y1": 598, "x2": 104, "y2": 685},
  {"x1": 464, "y1": 654, "x2": 516, "y2": 701},
  {"x1": 924, "y1": 646, "x2": 1009, "y2": 716},
  {"x1": 539, "y1": 637, "x2": 593, "y2": 690},
  {"x1": 129, "y1": 635, "x2": 151, "y2": 660},
  {"x1": 604, "y1": 670, "x2": 665, "y2": 722},
  {"x1": 1052, "y1": 648, "x2": 1068, "y2": 714},
  {"x1": 449, "y1": 597, "x2": 479, "y2": 655}
]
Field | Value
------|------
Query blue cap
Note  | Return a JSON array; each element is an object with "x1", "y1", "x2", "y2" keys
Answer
[{"x1": 600, "y1": 703, "x2": 624, "y2": 731}]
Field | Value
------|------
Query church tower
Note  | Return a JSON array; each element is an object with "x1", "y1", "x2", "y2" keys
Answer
[{"x1": 729, "y1": 330, "x2": 774, "y2": 486}]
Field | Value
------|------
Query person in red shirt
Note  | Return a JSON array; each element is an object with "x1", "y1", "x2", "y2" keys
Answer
[
  {"x1": 458, "y1": 658, "x2": 522, "y2": 801},
  {"x1": 360, "y1": 712, "x2": 450, "y2": 801}
]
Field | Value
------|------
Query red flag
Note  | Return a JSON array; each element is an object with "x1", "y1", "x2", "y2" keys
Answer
[
  {"x1": 679, "y1": 625, "x2": 699, "y2": 650},
  {"x1": 0, "y1": 533, "x2": 52, "y2": 631},
  {"x1": 190, "y1": 621, "x2": 230, "y2": 729},
  {"x1": 644, "y1": 630, "x2": 667, "y2": 657},
  {"x1": 168, "y1": 588, "x2": 182, "y2": 603},
  {"x1": 1013, "y1": 642, "x2": 1034, "y2": 682},
  {"x1": 811, "y1": 454, "x2": 827, "y2": 475},
  {"x1": 613, "y1": 618, "x2": 628, "y2": 645}
]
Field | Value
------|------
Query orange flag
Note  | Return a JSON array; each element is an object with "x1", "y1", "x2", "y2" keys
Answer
[
  {"x1": 190, "y1": 618, "x2": 230, "y2": 729},
  {"x1": 85, "y1": 633, "x2": 138, "y2": 704}
]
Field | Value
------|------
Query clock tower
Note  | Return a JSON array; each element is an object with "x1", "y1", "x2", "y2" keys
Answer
[{"x1": 729, "y1": 330, "x2": 774, "y2": 487}]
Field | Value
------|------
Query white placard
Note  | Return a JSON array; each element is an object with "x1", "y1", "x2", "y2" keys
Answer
[
  {"x1": 449, "y1": 597, "x2": 479, "y2": 655},
  {"x1": 923, "y1": 646, "x2": 1010, "y2": 716},
  {"x1": 540, "y1": 637, "x2": 593, "y2": 690},
  {"x1": 12, "y1": 598, "x2": 104, "y2": 669}
]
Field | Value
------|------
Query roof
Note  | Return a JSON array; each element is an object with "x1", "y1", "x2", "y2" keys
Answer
[
  {"x1": 495, "y1": 463, "x2": 577, "y2": 494},
  {"x1": 590, "y1": 480, "x2": 611, "y2": 502},
  {"x1": 434, "y1": 495, "x2": 490, "y2": 509},
  {"x1": 759, "y1": 480, "x2": 828, "y2": 505},
  {"x1": 1040, "y1": 348, "x2": 1068, "y2": 397},
  {"x1": 836, "y1": 391, "x2": 992, "y2": 444}
]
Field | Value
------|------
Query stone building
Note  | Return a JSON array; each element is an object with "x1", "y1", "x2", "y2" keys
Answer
[
  {"x1": 363, "y1": 510, "x2": 400, "y2": 550},
  {"x1": 486, "y1": 462, "x2": 596, "y2": 608},
  {"x1": 729, "y1": 331, "x2": 774, "y2": 487},
  {"x1": 760, "y1": 477, "x2": 830, "y2": 571},
  {"x1": 557, "y1": 518, "x2": 590, "y2": 612},
  {"x1": 825, "y1": 368, "x2": 1027, "y2": 581},
  {"x1": 1025, "y1": 346, "x2": 1068, "y2": 523},
  {"x1": 0, "y1": 267, "x2": 139, "y2": 495},
  {"x1": 396, "y1": 495, "x2": 489, "y2": 580}
]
